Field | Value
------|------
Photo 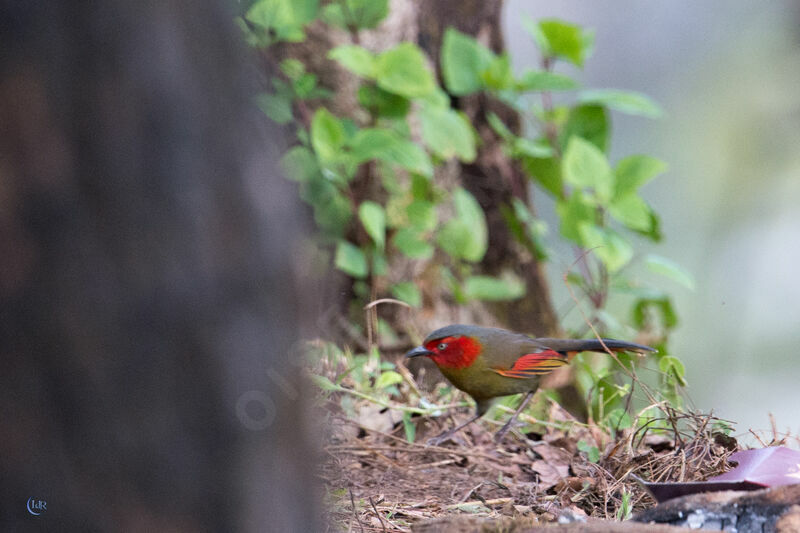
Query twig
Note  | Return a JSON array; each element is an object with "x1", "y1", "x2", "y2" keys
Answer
[
  {"x1": 407, "y1": 459, "x2": 458, "y2": 470},
  {"x1": 364, "y1": 298, "x2": 412, "y2": 310},
  {"x1": 444, "y1": 497, "x2": 512, "y2": 509},
  {"x1": 349, "y1": 489, "x2": 364, "y2": 533},
  {"x1": 328, "y1": 442, "x2": 528, "y2": 465},
  {"x1": 364, "y1": 298, "x2": 411, "y2": 350},
  {"x1": 394, "y1": 359, "x2": 423, "y2": 398},
  {"x1": 562, "y1": 250, "x2": 668, "y2": 415},
  {"x1": 459, "y1": 482, "x2": 485, "y2": 503},
  {"x1": 369, "y1": 496, "x2": 387, "y2": 533},
  {"x1": 769, "y1": 412, "x2": 781, "y2": 444},
  {"x1": 365, "y1": 285, "x2": 378, "y2": 348},
  {"x1": 749, "y1": 428, "x2": 768, "y2": 447}
]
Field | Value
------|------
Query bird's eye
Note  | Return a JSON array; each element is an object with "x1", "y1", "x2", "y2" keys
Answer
[{"x1": 437, "y1": 342, "x2": 448, "y2": 351}]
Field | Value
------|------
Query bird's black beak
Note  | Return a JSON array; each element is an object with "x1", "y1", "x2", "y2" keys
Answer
[{"x1": 405, "y1": 346, "x2": 434, "y2": 358}]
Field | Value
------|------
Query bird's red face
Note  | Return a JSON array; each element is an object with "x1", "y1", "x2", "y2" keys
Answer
[{"x1": 421, "y1": 335, "x2": 483, "y2": 369}]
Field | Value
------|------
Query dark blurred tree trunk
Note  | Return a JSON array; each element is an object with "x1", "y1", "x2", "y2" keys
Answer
[{"x1": 0, "y1": 1, "x2": 316, "y2": 531}]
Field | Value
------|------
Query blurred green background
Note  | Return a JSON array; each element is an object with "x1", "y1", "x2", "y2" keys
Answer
[{"x1": 505, "y1": 0, "x2": 800, "y2": 435}]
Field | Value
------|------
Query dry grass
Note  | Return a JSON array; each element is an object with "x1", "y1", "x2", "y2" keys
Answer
[{"x1": 317, "y1": 389, "x2": 737, "y2": 532}]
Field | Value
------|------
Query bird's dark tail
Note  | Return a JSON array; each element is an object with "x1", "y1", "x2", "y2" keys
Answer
[{"x1": 538, "y1": 338, "x2": 656, "y2": 355}]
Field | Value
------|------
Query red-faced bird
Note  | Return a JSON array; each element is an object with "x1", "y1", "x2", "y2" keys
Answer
[{"x1": 406, "y1": 324, "x2": 655, "y2": 444}]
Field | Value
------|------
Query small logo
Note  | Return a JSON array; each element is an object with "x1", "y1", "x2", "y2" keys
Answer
[{"x1": 27, "y1": 498, "x2": 47, "y2": 516}]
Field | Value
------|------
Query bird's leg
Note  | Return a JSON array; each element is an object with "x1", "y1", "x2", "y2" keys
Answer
[
  {"x1": 494, "y1": 391, "x2": 534, "y2": 442},
  {"x1": 426, "y1": 413, "x2": 482, "y2": 446}
]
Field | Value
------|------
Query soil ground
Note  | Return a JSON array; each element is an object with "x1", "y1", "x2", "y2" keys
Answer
[{"x1": 319, "y1": 397, "x2": 734, "y2": 532}]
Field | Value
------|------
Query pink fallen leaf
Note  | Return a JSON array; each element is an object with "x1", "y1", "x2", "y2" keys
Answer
[
  {"x1": 710, "y1": 446, "x2": 800, "y2": 487},
  {"x1": 635, "y1": 446, "x2": 800, "y2": 503}
]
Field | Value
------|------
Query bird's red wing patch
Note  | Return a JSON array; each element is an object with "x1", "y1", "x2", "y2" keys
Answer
[{"x1": 491, "y1": 350, "x2": 568, "y2": 379}]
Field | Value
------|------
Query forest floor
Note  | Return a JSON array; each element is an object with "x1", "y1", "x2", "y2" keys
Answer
[{"x1": 318, "y1": 389, "x2": 737, "y2": 532}]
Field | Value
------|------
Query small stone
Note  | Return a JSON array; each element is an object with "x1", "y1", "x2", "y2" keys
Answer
[{"x1": 686, "y1": 510, "x2": 705, "y2": 529}]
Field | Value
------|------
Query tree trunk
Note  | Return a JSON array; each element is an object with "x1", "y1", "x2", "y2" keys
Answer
[
  {"x1": 279, "y1": 0, "x2": 559, "y2": 341},
  {"x1": 0, "y1": 1, "x2": 317, "y2": 531},
  {"x1": 417, "y1": 0, "x2": 559, "y2": 337}
]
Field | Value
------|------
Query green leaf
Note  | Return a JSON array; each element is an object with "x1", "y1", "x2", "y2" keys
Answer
[
  {"x1": 420, "y1": 102, "x2": 477, "y2": 162},
  {"x1": 280, "y1": 59, "x2": 305, "y2": 80},
  {"x1": 659, "y1": 355, "x2": 687, "y2": 386},
  {"x1": 481, "y1": 54, "x2": 514, "y2": 90},
  {"x1": 328, "y1": 45, "x2": 376, "y2": 78},
  {"x1": 237, "y1": 17, "x2": 264, "y2": 48},
  {"x1": 375, "y1": 43, "x2": 435, "y2": 98},
  {"x1": 577, "y1": 440, "x2": 600, "y2": 463},
  {"x1": 280, "y1": 146, "x2": 319, "y2": 182},
  {"x1": 437, "y1": 189, "x2": 487, "y2": 262},
  {"x1": 503, "y1": 198, "x2": 549, "y2": 260},
  {"x1": 609, "y1": 193, "x2": 652, "y2": 232},
  {"x1": 641, "y1": 210, "x2": 662, "y2": 242},
  {"x1": 342, "y1": 0, "x2": 389, "y2": 29},
  {"x1": 645, "y1": 254, "x2": 695, "y2": 290},
  {"x1": 372, "y1": 251, "x2": 388, "y2": 276},
  {"x1": 578, "y1": 225, "x2": 633, "y2": 272},
  {"x1": 408, "y1": 174, "x2": 431, "y2": 200},
  {"x1": 311, "y1": 374, "x2": 338, "y2": 391},
  {"x1": 632, "y1": 296, "x2": 678, "y2": 330},
  {"x1": 390, "y1": 282, "x2": 422, "y2": 308},
  {"x1": 417, "y1": 87, "x2": 450, "y2": 108},
  {"x1": 463, "y1": 274, "x2": 525, "y2": 301},
  {"x1": 402, "y1": 411, "x2": 416, "y2": 443},
  {"x1": 375, "y1": 370, "x2": 403, "y2": 389},
  {"x1": 562, "y1": 136, "x2": 613, "y2": 201},
  {"x1": 406, "y1": 200, "x2": 437, "y2": 231},
  {"x1": 604, "y1": 408, "x2": 633, "y2": 430},
  {"x1": 305, "y1": 186, "x2": 351, "y2": 237},
  {"x1": 358, "y1": 201, "x2": 386, "y2": 250},
  {"x1": 256, "y1": 93, "x2": 294, "y2": 124},
  {"x1": 515, "y1": 70, "x2": 579, "y2": 91},
  {"x1": 357, "y1": 85, "x2": 410, "y2": 118},
  {"x1": 320, "y1": 3, "x2": 346, "y2": 27},
  {"x1": 437, "y1": 220, "x2": 472, "y2": 260},
  {"x1": 392, "y1": 228, "x2": 434, "y2": 259},
  {"x1": 246, "y1": 0, "x2": 319, "y2": 43},
  {"x1": 513, "y1": 138, "x2": 553, "y2": 158},
  {"x1": 523, "y1": 156, "x2": 563, "y2": 197},
  {"x1": 560, "y1": 104, "x2": 609, "y2": 153},
  {"x1": 311, "y1": 108, "x2": 345, "y2": 161},
  {"x1": 334, "y1": 240, "x2": 368, "y2": 278},
  {"x1": 486, "y1": 112, "x2": 513, "y2": 141},
  {"x1": 441, "y1": 28, "x2": 495, "y2": 95},
  {"x1": 525, "y1": 18, "x2": 593, "y2": 67},
  {"x1": 292, "y1": 73, "x2": 324, "y2": 99},
  {"x1": 384, "y1": 194, "x2": 406, "y2": 226},
  {"x1": 614, "y1": 155, "x2": 667, "y2": 198},
  {"x1": 350, "y1": 128, "x2": 433, "y2": 177},
  {"x1": 579, "y1": 89, "x2": 663, "y2": 118},
  {"x1": 556, "y1": 191, "x2": 595, "y2": 243}
]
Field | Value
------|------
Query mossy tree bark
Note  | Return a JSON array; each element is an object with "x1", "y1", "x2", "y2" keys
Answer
[
  {"x1": 417, "y1": 0, "x2": 559, "y2": 337},
  {"x1": 277, "y1": 0, "x2": 559, "y2": 341}
]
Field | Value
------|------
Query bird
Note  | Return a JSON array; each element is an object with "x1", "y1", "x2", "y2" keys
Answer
[{"x1": 405, "y1": 324, "x2": 655, "y2": 445}]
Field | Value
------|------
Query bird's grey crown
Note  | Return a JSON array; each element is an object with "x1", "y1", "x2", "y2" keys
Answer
[{"x1": 423, "y1": 324, "x2": 512, "y2": 344}]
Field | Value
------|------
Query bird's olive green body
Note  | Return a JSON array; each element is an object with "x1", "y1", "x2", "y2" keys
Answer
[
  {"x1": 408, "y1": 324, "x2": 654, "y2": 417},
  {"x1": 437, "y1": 359, "x2": 542, "y2": 415}
]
